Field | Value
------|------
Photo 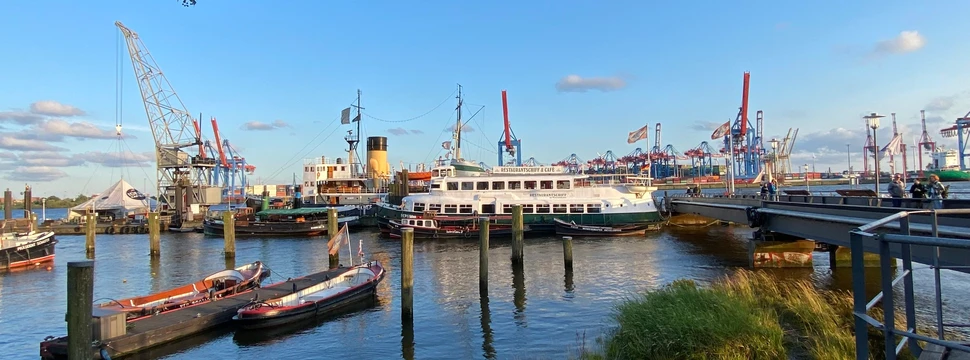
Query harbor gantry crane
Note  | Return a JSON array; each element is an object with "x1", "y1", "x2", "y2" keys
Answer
[
  {"x1": 497, "y1": 90, "x2": 522, "y2": 166},
  {"x1": 721, "y1": 73, "x2": 765, "y2": 178},
  {"x1": 940, "y1": 109, "x2": 970, "y2": 171},
  {"x1": 917, "y1": 110, "x2": 937, "y2": 176},
  {"x1": 206, "y1": 117, "x2": 254, "y2": 202},
  {"x1": 116, "y1": 21, "x2": 221, "y2": 222}
]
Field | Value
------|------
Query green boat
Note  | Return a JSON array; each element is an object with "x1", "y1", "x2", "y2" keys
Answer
[
  {"x1": 923, "y1": 169, "x2": 970, "y2": 182},
  {"x1": 923, "y1": 149, "x2": 970, "y2": 182}
]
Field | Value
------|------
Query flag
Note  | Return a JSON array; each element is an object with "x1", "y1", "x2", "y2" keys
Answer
[
  {"x1": 357, "y1": 239, "x2": 364, "y2": 261},
  {"x1": 340, "y1": 108, "x2": 351, "y2": 124},
  {"x1": 442, "y1": 141, "x2": 452, "y2": 150},
  {"x1": 327, "y1": 223, "x2": 350, "y2": 255},
  {"x1": 627, "y1": 125, "x2": 648, "y2": 144},
  {"x1": 353, "y1": 114, "x2": 361, "y2": 122},
  {"x1": 881, "y1": 134, "x2": 903, "y2": 156},
  {"x1": 711, "y1": 121, "x2": 731, "y2": 140}
]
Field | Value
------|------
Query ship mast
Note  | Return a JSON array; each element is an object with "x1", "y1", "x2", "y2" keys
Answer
[
  {"x1": 454, "y1": 84, "x2": 463, "y2": 161},
  {"x1": 346, "y1": 89, "x2": 364, "y2": 177}
]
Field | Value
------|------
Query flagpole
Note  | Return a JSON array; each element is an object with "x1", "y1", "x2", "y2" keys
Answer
[{"x1": 345, "y1": 223, "x2": 354, "y2": 267}]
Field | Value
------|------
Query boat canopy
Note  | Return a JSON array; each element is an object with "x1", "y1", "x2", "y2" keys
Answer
[{"x1": 255, "y1": 208, "x2": 331, "y2": 217}]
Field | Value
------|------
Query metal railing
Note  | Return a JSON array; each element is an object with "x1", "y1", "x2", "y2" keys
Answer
[{"x1": 851, "y1": 208, "x2": 970, "y2": 359}]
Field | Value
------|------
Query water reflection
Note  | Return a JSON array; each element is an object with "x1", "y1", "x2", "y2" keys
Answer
[
  {"x1": 564, "y1": 269, "x2": 575, "y2": 295},
  {"x1": 233, "y1": 297, "x2": 378, "y2": 346},
  {"x1": 512, "y1": 262, "x2": 526, "y2": 327},
  {"x1": 401, "y1": 317, "x2": 414, "y2": 360},
  {"x1": 480, "y1": 293, "x2": 495, "y2": 359},
  {"x1": 149, "y1": 256, "x2": 161, "y2": 294}
]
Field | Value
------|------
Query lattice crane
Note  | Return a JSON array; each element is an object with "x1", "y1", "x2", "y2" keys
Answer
[{"x1": 116, "y1": 21, "x2": 217, "y2": 218}]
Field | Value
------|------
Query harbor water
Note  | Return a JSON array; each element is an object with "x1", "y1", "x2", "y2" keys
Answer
[{"x1": 2, "y1": 185, "x2": 970, "y2": 359}]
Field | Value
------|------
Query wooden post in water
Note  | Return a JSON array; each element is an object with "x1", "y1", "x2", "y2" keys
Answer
[
  {"x1": 511, "y1": 204, "x2": 524, "y2": 264},
  {"x1": 562, "y1": 236, "x2": 574, "y2": 270},
  {"x1": 67, "y1": 260, "x2": 94, "y2": 360},
  {"x1": 85, "y1": 212, "x2": 96, "y2": 254},
  {"x1": 222, "y1": 211, "x2": 235, "y2": 259},
  {"x1": 3, "y1": 188, "x2": 11, "y2": 220},
  {"x1": 478, "y1": 216, "x2": 489, "y2": 292},
  {"x1": 148, "y1": 212, "x2": 160, "y2": 257},
  {"x1": 328, "y1": 207, "x2": 339, "y2": 268},
  {"x1": 401, "y1": 227, "x2": 414, "y2": 322}
]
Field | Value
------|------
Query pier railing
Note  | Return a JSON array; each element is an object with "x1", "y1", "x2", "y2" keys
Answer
[{"x1": 850, "y1": 209, "x2": 970, "y2": 360}]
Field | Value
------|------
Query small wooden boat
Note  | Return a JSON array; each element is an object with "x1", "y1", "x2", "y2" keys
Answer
[
  {"x1": 553, "y1": 218, "x2": 651, "y2": 237},
  {"x1": 97, "y1": 261, "x2": 269, "y2": 320},
  {"x1": 0, "y1": 230, "x2": 57, "y2": 271},
  {"x1": 203, "y1": 207, "x2": 360, "y2": 237},
  {"x1": 232, "y1": 261, "x2": 385, "y2": 330}
]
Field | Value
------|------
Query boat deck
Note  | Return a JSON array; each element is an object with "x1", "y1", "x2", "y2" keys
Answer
[{"x1": 40, "y1": 266, "x2": 352, "y2": 359}]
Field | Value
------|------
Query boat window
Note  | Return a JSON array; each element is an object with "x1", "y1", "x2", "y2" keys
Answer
[
  {"x1": 481, "y1": 204, "x2": 496, "y2": 214},
  {"x1": 492, "y1": 181, "x2": 505, "y2": 190},
  {"x1": 429, "y1": 204, "x2": 442, "y2": 212},
  {"x1": 536, "y1": 204, "x2": 550, "y2": 213},
  {"x1": 569, "y1": 204, "x2": 584, "y2": 213},
  {"x1": 461, "y1": 182, "x2": 474, "y2": 191},
  {"x1": 431, "y1": 183, "x2": 441, "y2": 189},
  {"x1": 502, "y1": 204, "x2": 514, "y2": 214},
  {"x1": 447, "y1": 182, "x2": 459, "y2": 191},
  {"x1": 476, "y1": 181, "x2": 489, "y2": 190},
  {"x1": 508, "y1": 181, "x2": 522, "y2": 190},
  {"x1": 557, "y1": 180, "x2": 570, "y2": 189},
  {"x1": 423, "y1": 220, "x2": 433, "y2": 227},
  {"x1": 444, "y1": 204, "x2": 458, "y2": 214},
  {"x1": 459, "y1": 204, "x2": 473, "y2": 214},
  {"x1": 540, "y1": 180, "x2": 553, "y2": 189},
  {"x1": 432, "y1": 170, "x2": 440, "y2": 177},
  {"x1": 413, "y1": 203, "x2": 425, "y2": 212},
  {"x1": 587, "y1": 204, "x2": 602, "y2": 213},
  {"x1": 553, "y1": 204, "x2": 567, "y2": 213},
  {"x1": 524, "y1": 181, "x2": 537, "y2": 189},
  {"x1": 341, "y1": 166, "x2": 346, "y2": 171},
  {"x1": 522, "y1": 204, "x2": 535, "y2": 213}
]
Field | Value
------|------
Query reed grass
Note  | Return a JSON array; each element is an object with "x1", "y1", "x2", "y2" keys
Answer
[{"x1": 578, "y1": 270, "x2": 917, "y2": 360}]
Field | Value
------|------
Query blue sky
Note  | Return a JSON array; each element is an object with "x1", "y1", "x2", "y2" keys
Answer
[{"x1": 2, "y1": 0, "x2": 969, "y2": 197}]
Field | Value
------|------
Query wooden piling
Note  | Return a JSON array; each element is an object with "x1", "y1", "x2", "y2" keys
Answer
[
  {"x1": 3, "y1": 188, "x2": 11, "y2": 219},
  {"x1": 478, "y1": 216, "x2": 489, "y2": 292},
  {"x1": 222, "y1": 211, "x2": 235, "y2": 258},
  {"x1": 85, "y1": 212, "x2": 96, "y2": 255},
  {"x1": 401, "y1": 227, "x2": 414, "y2": 322},
  {"x1": 67, "y1": 260, "x2": 94, "y2": 360},
  {"x1": 328, "y1": 207, "x2": 339, "y2": 268},
  {"x1": 148, "y1": 212, "x2": 160, "y2": 257},
  {"x1": 562, "y1": 236, "x2": 573, "y2": 270},
  {"x1": 511, "y1": 204, "x2": 524, "y2": 264}
]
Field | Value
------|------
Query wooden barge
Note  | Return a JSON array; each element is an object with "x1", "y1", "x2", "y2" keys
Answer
[{"x1": 39, "y1": 266, "x2": 352, "y2": 359}]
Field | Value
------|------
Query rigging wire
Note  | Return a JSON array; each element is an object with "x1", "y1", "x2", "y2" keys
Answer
[
  {"x1": 362, "y1": 89, "x2": 457, "y2": 123},
  {"x1": 421, "y1": 108, "x2": 458, "y2": 164},
  {"x1": 264, "y1": 96, "x2": 360, "y2": 181}
]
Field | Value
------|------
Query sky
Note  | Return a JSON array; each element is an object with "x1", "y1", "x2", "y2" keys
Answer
[{"x1": 2, "y1": 0, "x2": 969, "y2": 197}]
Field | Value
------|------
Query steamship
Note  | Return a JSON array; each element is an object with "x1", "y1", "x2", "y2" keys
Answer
[{"x1": 300, "y1": 136, "x2": 395, "y2": 206}]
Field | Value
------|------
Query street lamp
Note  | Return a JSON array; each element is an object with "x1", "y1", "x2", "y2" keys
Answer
[
  {"x1": 846, "y1": 143, "x2": 851, "y2": 174},
  {"x1": 804, "y1": 164, "x2": 810, "y2": 192},
  {"x1": 769, "y1": 138, "x2": 779, "y2": 182},
  {"x1": 864, "y1": 113, "x2": 885, "y2": 196}
]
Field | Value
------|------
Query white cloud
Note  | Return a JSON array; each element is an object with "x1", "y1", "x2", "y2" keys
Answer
[
  {"x1": 0, "y1": 111, "x2": 45, "y2": 125},
  {"x1": 690, "y1": 121, "x2": 724, "y2": 132},
  {"x1": 873, "y1": 31, "x2": 926, "y2": 55},
  {"x1": 36, "y1": 119, "x2": 120, "y2": 140},
  {"x1": 5, "y1": 166, "x2": 68, "y2": 182},
  {"x1": 387, "y1": 127, "x2": 410, "y2": 135},
  {"x1": 0, "y1": 136, "x2": 67, "y2": 151},
  {"x1": 29, "y1": 100, "x2": 86, "y2": 117},
  {"x1": 443, "y1": 124, "x2": 475, "y2": 133},
  {"x1": 555, "y1": 75, "x2": 628, "y2": 93},
  {"x1": 410, "y1": 129, "x2": 424, "y2": 134},
  {"x1": 73, "y1": 151, "x2": 154, "y2": 167},
  {"x1": 241, "y1": 120, "x2": 289, "y2": 131}
]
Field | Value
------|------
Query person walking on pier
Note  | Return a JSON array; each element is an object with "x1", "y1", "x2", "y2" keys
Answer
[
  {"x1": 888, "y1": 174, "x2": 905, "y2": 207},
  {"x1": 926, "y1": 174, "x2": 946, "y2": 209}
]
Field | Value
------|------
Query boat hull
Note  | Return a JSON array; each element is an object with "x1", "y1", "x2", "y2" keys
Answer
[
  {"x1": 375, "y1": 205, "x2": 662, "y2": 228},
  {"x1": 0, "y1": 232, "x2": 57, "y2": 271},
  {"x1": 924, "y1": 169, "x2": 970, "y2": 182},
  {"x1": 233, "y1": 263, "x2": 385, "y2": 330},
  {"x1": 202, "y1": 216, "x2": 361, "y2": 237},
  {"x1": 553, "y1": 219, "x2": 653, "y2": 237}
]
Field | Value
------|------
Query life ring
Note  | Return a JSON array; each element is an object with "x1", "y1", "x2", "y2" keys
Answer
[
  {"x1": 106, "y1": 227, "x2": 115, "y2": 234},
  {"x1": 463, "y1": 231, "x2": 471, "y2": 239},
  {"x1": 122, "y1": 227, "x2": 130, "y2": 234}
]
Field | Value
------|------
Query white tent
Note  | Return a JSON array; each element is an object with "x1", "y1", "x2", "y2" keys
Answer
[{"x1": 69, "y1": 179, "x2": 154, "y2": 221}]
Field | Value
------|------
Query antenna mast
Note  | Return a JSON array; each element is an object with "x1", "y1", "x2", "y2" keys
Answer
[
  {"x1": 454, "y1": 84, "x2": 463, "y2": 161},
  {"x1": 346, "y1": 89, "x2": 364, "y2": 177}
]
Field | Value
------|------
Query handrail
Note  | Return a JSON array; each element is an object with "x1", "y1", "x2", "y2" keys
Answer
[{"x1": 851, "y1": 208, "x2": 970, "y2": 360}]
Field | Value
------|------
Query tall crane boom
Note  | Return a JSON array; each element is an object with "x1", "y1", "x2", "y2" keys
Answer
[{"x1": 116, "y1": 21, "x2": 214, "y2": 218}]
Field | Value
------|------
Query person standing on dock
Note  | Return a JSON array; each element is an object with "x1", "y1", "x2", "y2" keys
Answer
[
  {"x1": 909, "y1": 179, "x2": 927, "y2": 206},
  {"x1": 888, "y1": 174, "x2": 905, "y2": 208},
  {"x1": 768, "y1": 180, "x2": 777, "y2": 201},
  {"x1": 926, "y1": 174, "x2": 946, "y2": 209}
]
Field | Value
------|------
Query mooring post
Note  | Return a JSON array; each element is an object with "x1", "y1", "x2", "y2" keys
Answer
[
  {"x1": 401, "y1": 227, "x2": 414, "y2": 322},
  {"x1": 85, "y1": 212, "x2": 96, "y2": 255},
  {"x1": 148, "y1": 212, "x2": 160, "y2": 257},
  {"x1": 222, "y1": 211, "x2": 235, "y2": 259},
  {"x1": 67, "y1": 260, "x2": 94, "y2": 360},
  {"x1": 511, "y1": 204, "x2": 524, "y2": 264},
  {"x1": 328, "y1": 207, "x2": 339, "y2": 269},
  {"x1": 479, "y1": 216, "x2": 489, "y2": 292},
  {"x1": 3, "y1": 188, "x2": 11, "y2": 220},
  {"x1": 562, "y1": 236, "x2": 573, "y2": 270}
]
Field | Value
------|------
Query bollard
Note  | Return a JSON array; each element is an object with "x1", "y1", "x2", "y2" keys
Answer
[
  {"x1": 67, "y1": 261, "x2": 94, "y2": 360},
  {"x1": 3, "y1": 188, "x2": 11, "y2": 220},
  {"x1": 511, "y1": 204, "x2": 524, "y2": 264},
  {"x1": 85, "y1": 212, "x2": 96, "y2": 255},
  {"x1": 478, "y1": 216, "x2": 489, "y2": 292},
  {"x1": 401, "y1": 227, "x2": 414, "y2": 322},
  {"x1": 328, "y1": 207, "x2": 339, "y2": 268},
  {"x1": 562, "y1": 236, "x2": 573, "y2": 270},
  {"x1": 148, "y1": 212, "x2": 160, "y2": 257},
  {"x1": 222, "y1": 211, "x2": 235, "y2": 258}
]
